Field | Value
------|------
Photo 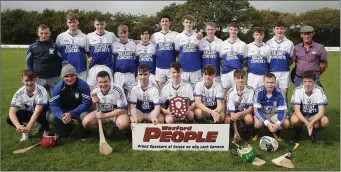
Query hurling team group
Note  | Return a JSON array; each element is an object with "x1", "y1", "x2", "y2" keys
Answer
[{"x1": 8, "y1": 12, "x2": 329, "y2": 144}]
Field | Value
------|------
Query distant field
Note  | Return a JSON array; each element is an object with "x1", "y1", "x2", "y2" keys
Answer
[{"x1": 1, "y1": 49, "x2": 339, "y2": 171}]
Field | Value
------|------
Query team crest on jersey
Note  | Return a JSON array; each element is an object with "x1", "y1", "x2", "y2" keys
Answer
[
  {"x1": 273, "y1": 101, "x2": 277, "y2": 106},
  {"x1": 276, "y1": 45, "x2": 281, "y2": 50},
  {"x1": 307, "y1": 98, "x2": 312, "y2": 104},
  {"x1": 72, "y1": 39, "x2": 75, "y2": 44},
  {"x1": 75, "y1": 93, "x2": 79, "y2": 99},
  {"x1": 49, "y1": 48, "x2": 54, "y2": 54},
  {"x1": 257, "y1": 49, "x2": 261, "y2": 55}
]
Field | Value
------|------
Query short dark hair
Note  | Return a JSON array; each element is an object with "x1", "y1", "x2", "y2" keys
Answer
[
  {"x1": 139, "y1": 26, "x2": 151, "y2": 35},
  {"x1": 37, "y1": 24, "x2": 49, "y2": 31},
  {"x1": 202, "y1": 64, "x2": 216, "y2": 75},
  {"x1": 228, "y1": 23, "x2": 239, "y2": 30},
  {"x1": 182, "y1": 14, "x2": 195, "y2": 22},
  {"x1": 96, "y1": 71, "x2": 110, "y2": 80},
  {"x1": 253, "y1": 27, "x2": 265, "y2": 34},
  {"x1": 94, "y1": 15, "x2": 106, "y2": 22},
  {"x1": 22, "y1": 69, "x2": 36, "y2": 81},
  {"x1": 274, "y1": 20, "x2": 286, "y2": 28},
  {"x1": 302, "y1": 71, "x2": 316, "y2": 81},
  {"x1": 170, "y1": 62, "x2": 182, "y2": 72},
  {"x1": 233, "y1": 69, "x2": 246, "y2": 78},
  {"x1": 159, "y1": 15, "x2": 172, "y2": 22},
  {"x1": 137, "y1": 64, "x2": 150, "y2": 73},
  {"x1": 66, "y1": 12, "x2": 78, "y2": 21},
  {"x1": 264, "y1": 72, "x2": 276, "y2": 80}
]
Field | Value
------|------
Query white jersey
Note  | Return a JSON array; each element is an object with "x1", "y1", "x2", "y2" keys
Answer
[
  {"x1": 226, "y1": 85, "x2": 254, "y2": 113},
  {"x1": 160, "y1": 80, "x2": 194, "y2": 104},
  {"x1": 266, "y1": 36, "x2": 294, "y2": 72},
  {"x1": 246, "y1": 42, "x2": 271, "y2": 75},
  {"x1": 219, "y1": 38, "x2": 247, "y2": 74},
  {"x1": 56, "y1": 30, "x2": 89, "y2": 73},
  {"x1": 194, "y1": 80, "x2": 224, "y2": 109},
  {"x1": 136, "y1": 42, "x2": 157, "y2": 74},
  {"x1": 87, "y1": 30, "x2": 117, "y2": 69},
  {"x1": 151, "y1": 30, "x2": 179, "y2": 69},
  {"x1": 112, "y1": 40, "x2": 137, "y2": 73},
  {"x1": 175, "y1": 31, "x2": 201, "y2": 72},
  {"x1": 92, "y1": 84, "x2": 127, "y2": 112},
  {"x1": 11, "y1": 84, "x2": 49, "y2": 112},
  {"x1": 199, "y1": 36, "x2": 222, "y2": 76},
  {"x1": 291, "y1": 85, "x2": 328, "y2": 117},
  {"x1": 128, "y1": 81, "x2": 160, "y2": 113}
]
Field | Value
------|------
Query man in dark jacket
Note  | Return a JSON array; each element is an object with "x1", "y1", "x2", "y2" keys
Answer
[
  {"x1": 26, "y1": 24, "x2": 65, "y2": 96},
  {"x1": 47, "y1": 64, "x2": 91, "y2": 139}
]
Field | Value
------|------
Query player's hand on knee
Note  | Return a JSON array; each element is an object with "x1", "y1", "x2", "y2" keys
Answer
[
  {"x1": 16, "y1": 125, "x2": 25, "y2": 133},
  {"x1": 91, "y1": 95, "x2": 99, "y2": 104},
  {"x1": 268, "y1": 123, "x2": 276, "y2": 132},
  {"x1": 95, "y1": 111, "x2": 105, "y2": 119}
]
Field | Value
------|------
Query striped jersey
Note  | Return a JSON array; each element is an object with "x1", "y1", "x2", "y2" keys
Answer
[
  {"x1": 112, "y1": 40, "x2": 136, "y2": 73},
  {"x1": 151, "y1": 30, "x2": 178, "y2": 69},
  {"x1": 194, "y1": 80, "x2": 224, "y2": 109},
  {"x1": 219, "y1": 38, "x2": 247, "y2": 74},
  {"x1": 92, "y1": 83, "x2": 127, "y2": 112},
  {"x1": 199, "y1": 36, "x2": 222, "y2": 76},
  {"x1": 226, "y1": 85, "x2": 254, "y2": 112},
  {"x1": 127, "y1": 81, "x2": 160, "y2": 113},
  {"x1": 175, "y1": 31, "x2": 201, "y2": 72},
  {"x1": 136, "y1": 42, "x2": 157, "y2": 74},
  {"x1": 266, "y1": 36, "x2": 294, "y2": 72},
  {"x1": 11, "y1": 84, "x2": 48, "y2": 112}
]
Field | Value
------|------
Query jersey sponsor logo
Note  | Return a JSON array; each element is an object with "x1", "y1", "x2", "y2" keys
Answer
[
  {"x1": 117, "y1": 51, "x2": 134, "y2": 60},
  {"x1": 263, "y1": 105, "x2": 277, "y2": 114},
  {"x1": 203, "y1": 96, "x2": 216, "y2": 107},
  {"x1": 99, "y1": 103, "x2": 116, "y2": 112},
  {"x1": 65, "y1": 45, "x2": 80, "y2": 53},
  {"x1": 139, "y1": 54, "x2": 153, "y2": 62},
  {"x1": 270, "y1": 50, "x2": 285, "y2": 59},
  {"x1": 141, "y1": 93, "x2": 151, "y2": 110},
  {"x1": 182, "y1": 44, "x2": 197, "y2": 53},
  {"x1": 202, "y1": 50, "x2": 217, "y2": 59},
  {"x1": 158, "y1": 42, "x2": 174, "y2": 51},
  {"x1": 302, "y1": 104, "x2": 318, "y2": 114},
  {"x1": 93, "y1": 44, "x2": 111, "y2": 53},
  {"x1": 250, "y1": 55, "x2": 266, "y2": 63}
]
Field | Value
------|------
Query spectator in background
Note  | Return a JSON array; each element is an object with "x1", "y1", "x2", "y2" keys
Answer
[
  {"x1": 292, "y1": 26, "x2": 328, "y2": 88},
  {"x1": 26, "y1": 24, "x2": 63, "y2": 96}
]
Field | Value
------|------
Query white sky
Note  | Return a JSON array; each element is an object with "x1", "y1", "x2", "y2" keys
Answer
[{"x1": 1, "y1": 1, "x2": 339, "y2": 15}]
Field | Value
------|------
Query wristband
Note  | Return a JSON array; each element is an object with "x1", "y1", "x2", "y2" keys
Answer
[{"x1": 264, "y1": 120, "x2": 270, "y2": 127}]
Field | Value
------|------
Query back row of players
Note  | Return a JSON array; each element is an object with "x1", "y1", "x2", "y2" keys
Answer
[{"x1": 10, "y1": 13, "x2": 328, "y2": 143}]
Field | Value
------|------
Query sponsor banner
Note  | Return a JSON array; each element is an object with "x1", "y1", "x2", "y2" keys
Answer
[{"x1": 132, "y1": 123, "x2": 230, "y2": 151}]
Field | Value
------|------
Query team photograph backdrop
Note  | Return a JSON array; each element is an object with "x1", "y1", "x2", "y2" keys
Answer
[{"x1": 0, "y1": 0, "x2": 340, "y2": 171}]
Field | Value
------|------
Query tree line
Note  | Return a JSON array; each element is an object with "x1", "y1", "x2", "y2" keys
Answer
[{"x1": 1, "y1": 0, "x2": 339, "y2": 46}]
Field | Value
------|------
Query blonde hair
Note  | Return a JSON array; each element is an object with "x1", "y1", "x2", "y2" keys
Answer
[{"x1": 118, "y1": 24, "x2": 128, "y2": 33}]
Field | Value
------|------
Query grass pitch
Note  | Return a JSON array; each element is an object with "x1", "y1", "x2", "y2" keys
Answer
[{"x1": 1, "y1": 49, "x2": 339, "y2": 171}]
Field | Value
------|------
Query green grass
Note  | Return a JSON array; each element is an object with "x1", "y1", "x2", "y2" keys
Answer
[{"x1": 1, "y1": 49, "x2": 340, "y2": 171}]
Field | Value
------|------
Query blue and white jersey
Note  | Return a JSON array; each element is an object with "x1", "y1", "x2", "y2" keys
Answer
[
  {"x1": 219, "y1": 38, "x2": 247, "y2": 74},
  {"x1": 199, "y1": 36, "x2": 222, "y2": 76},
  {"x1": 226, "y1": 85, "x2": 254, "y2": 113},
  {"x1": 266, "y1": 36, "x2": 294, "y2": 72},
  {"x1": 136, "y1": 42, "x2": 157, "y2": 74},
  {"x1": 112, "y1": 40, "x2": 136, "y2": 73},
  {"x1": 160, "y1": 80, "x2": 194, "y2": 104},
  {"x1": 11, "y1": 84, "x2": 48, "y2": 112},
  {"x1": 175, "y1": 31, "x2": 201, "y2": 72},
  {"x1": 151, "y1": 30, "x2": 178, "y2": 69},
  {"x1": 291, "y1": 85, "x2": 327, "y2": 117},
  {"x1": 127, "y1": 81, "x2": 160, "y2": 113},
  {"x1": 92, "y1": 83, "x2": 127, "y2": 113},
  {"x1": 246, "y1": 42, "x2": 271, "y2": 75},
  {"x1": 254, "y1": 86, "x2": 287, "y2": 125},
  {"x1": 194, "y1": 80, "x2": 224, "y2": 109},
  {"x1": 56, "y1": 30, "x2": 89, "y2": 73},
  {"x1": 87, "y1": 31, "x2": 117, "y2": 70}
]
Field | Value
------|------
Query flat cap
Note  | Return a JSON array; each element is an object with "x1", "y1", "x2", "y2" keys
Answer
[{"x1": 300, "y1": 26, "x2": 314, "y2": 33}]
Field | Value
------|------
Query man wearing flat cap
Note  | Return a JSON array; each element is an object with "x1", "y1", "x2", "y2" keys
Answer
[
  {"x1": 48, "y1": 64, "x2": 91, "y2": 139},
  {"x1": 292, "y1": 26, "x2": 328, "y2": 88}
]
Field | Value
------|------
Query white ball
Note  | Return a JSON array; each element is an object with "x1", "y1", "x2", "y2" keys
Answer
[{"x1": 259, "y1": 136, "x2": 279, "y2": 152}]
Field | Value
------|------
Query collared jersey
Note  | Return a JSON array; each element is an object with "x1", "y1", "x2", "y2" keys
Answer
[
  {"x1": 291, "y1": 85, "x2": 328, "y2": 116},
  {"x1": 246, "y1": 42, "x2": 271, "y2": 75},
  {"x1": 112, "y1": 40, "x2": 136, "y2": 73},
  {"x1": 151, "y1": 30, "x2": 178, "y2": 69},
  {"x1": 128, "y1": 81, "x2": 160, "y2": 113},
  {"x1": 219, "y1": 38, "x2": 247, "y2": 74},
  {"x1": 160, "y1": 80, "x2": 194, "y2": 104},
  {"x1": 56, "y1": 30, "x2": 89, "y2": 73},
  {"x1": 11, "y1": 84, "x2": 48, "y2": 112},
  {"x1": 136, "y1": 42, "x2": 157, "y2": 74},
  {"x1": 199, "y1": 36, "x2": 222, "y2": 76},
  {"x1": 175, "y1": 31, "x2": 201, "y2": 72},
  {"x1": 254, "y1": 86, "x2": 287, "y2": 122},
  {"x1": 266, "y1": 36, "x2": 294, "y2": 72},
  {"x1": 87, "y1": 30, "x2": 117, "y2": 70},
  {"x1": 92, "y1": 83, "x2": 127, "y2": 113},
  {"x1": 194, "y1": 80, "x2": 224, "y2": 109},
  {"x1": 226, "y1": 85, "x2": 254, "y2": 112}
]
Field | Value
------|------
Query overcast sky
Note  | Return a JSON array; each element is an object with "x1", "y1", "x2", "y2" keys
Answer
[{"x1": 1, "y1": 1, "x2": 339, "y2": 15}]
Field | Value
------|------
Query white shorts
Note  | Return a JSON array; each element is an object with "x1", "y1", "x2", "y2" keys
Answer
[
  {"x1": 221, "y1": 70, "x2": 236, "y2": 89},
  {"x1": 77, "y1": 71, "x2": 87, "y2": 81},
  {"x1": 155, "y1": 68, "x2": 171, "y2": 83},
  {"x1": 114, "y1": 72, "x2": 137, "y2": 90},
  {"x1": 181, "y1": 70, "x2": 202, "y2": 84},
  {"x1": 87, "y1": 65, "x2": 113, "y2": 88},
  {"x1": 136, "y1": 74, "x2": 157, "y2": 88},
  {"x1": 271, "y1": 71, "x2": 290, "y2": 89},
  {"x1": 247, "y1": 73, "x2": 264, "y2": 90}
]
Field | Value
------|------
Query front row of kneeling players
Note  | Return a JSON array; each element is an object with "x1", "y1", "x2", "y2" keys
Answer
[{"x1": 7, "y1": 62, "x2": 328, "y2": 144}]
